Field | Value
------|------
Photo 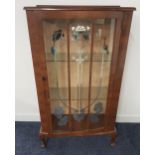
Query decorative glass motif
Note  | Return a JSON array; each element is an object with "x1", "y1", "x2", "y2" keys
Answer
[
  {"x1": 51, "y1": 46, "x2": 56, "y2": 56},
  {"x1": 52, "y1": 29, "x2": 64, "y2": 42},
  {"x1": 73, "y1": 109, "x2": 85, "y2": 122},
  {"x1": 90, "y1": 102, "x2": 103, "y2": 123},
  {"x1": 58, "y1": 116, "x2": 68, "y2": 126},
  {"x1": 51, "y1": 29, "x2": 64, "y2": 56},
  {"x1": 72, "y1": 49, "x2": 87, "y2": 121},
  {"x1": 53, "y1": 106, "x2": 64, "y2": 119},
  {"x1": 71, "y1": 25, "x2": 90, "y2": 41},
  {"x1": 94, "y1": 102, "x2": 103, "y2": 113},
  {"x1": 53, "y1": 106, "x2": 68, "y2": 126}
]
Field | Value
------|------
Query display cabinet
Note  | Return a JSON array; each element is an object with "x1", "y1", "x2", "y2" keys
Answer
[{"x1": 24, "y1": 5, "x2": 136, "y2": 147}]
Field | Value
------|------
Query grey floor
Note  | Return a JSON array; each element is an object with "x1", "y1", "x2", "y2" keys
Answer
[{"x1": 15, "y1": 122, "x2": 140, "y2": 155}]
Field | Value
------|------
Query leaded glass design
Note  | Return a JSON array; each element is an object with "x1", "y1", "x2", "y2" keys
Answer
[{"x1": 43, "y1": 18, "x2": 115, "y2": 132}]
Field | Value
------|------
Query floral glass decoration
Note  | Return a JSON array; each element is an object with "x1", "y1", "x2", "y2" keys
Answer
[
  {"x1": 71, "y1": 25, "x2": 90, "y2": 41},
  {"x1": 90, "y1": 102, "x2": 103, "y2": 123},
  {"x1": 73, "y1": 109, "x2": 85, "y2": 122},
  {"x1": 53, "y1": 106, "x2": 68, "y2": 126}
]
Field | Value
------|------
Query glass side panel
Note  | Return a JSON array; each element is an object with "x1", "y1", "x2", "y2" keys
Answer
[{"x1": 43, "y1": 18, "x2": 115, "y2": 133}]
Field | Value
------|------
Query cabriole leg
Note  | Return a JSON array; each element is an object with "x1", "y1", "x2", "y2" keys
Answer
[
  {"x1": 110, "y1": 131, "x2": 117, "y2": 147},
  {"x1": 110, "y1": 132, "x2": 116, "y2": 146},
  {"x1": 39, "y1": 133, "x2": 48, "y2": 148}
]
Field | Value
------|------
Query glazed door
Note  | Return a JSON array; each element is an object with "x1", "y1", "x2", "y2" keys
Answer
[
  {"x1": 25, "y1": 5, "x2": 135, "y2": 147},
  {"x1": 40, "y1": 11, "x2": 122, "y2": 134}
]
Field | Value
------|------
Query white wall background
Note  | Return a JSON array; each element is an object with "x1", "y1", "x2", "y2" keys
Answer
[{"x1": 15, "y1": 0, "x2": 140, "y2": 122}]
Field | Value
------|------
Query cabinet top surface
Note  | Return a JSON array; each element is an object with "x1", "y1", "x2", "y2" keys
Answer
[{"x1": 24, "y1": 5, "x2": 136, "y2": 11}]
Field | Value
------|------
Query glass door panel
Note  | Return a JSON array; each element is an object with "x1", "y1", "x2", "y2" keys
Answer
[
  {"x1": 43, "y1": 18, "x2": 115, "y2": 133},
  {"x1": 90, "y1": 19, "x2": 115, "y2": 129}
]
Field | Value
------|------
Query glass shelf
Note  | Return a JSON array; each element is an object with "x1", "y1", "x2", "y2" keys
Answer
[
  {"x1": 49, "y1": 87, "x2": 108, "y2": 100},
  {"x1": 46, "y1": 52, "x2": 112, "y2": 62}
]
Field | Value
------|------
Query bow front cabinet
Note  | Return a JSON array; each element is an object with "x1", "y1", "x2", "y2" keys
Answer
[{"x1": 24, "y1": 5, "x2": 135, "y2": 147}]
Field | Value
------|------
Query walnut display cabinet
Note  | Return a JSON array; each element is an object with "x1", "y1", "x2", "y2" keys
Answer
[{"x1": 24, "y1": 5, "x2": 136, "y2": 147}]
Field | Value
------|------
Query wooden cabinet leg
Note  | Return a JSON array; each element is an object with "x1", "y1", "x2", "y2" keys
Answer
[
  {"x1": 110, "y1": 131, "x2": 117, "y2": 147},
  {"x1": 40, "y1": 137, "x2": 48, "y2": 148},
  {"x1": 39, "y1": 126, "x2": 49, "y2": 148},
  {"x1": 39, "y1": 133, "x2": 48, "y2": 148}
]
